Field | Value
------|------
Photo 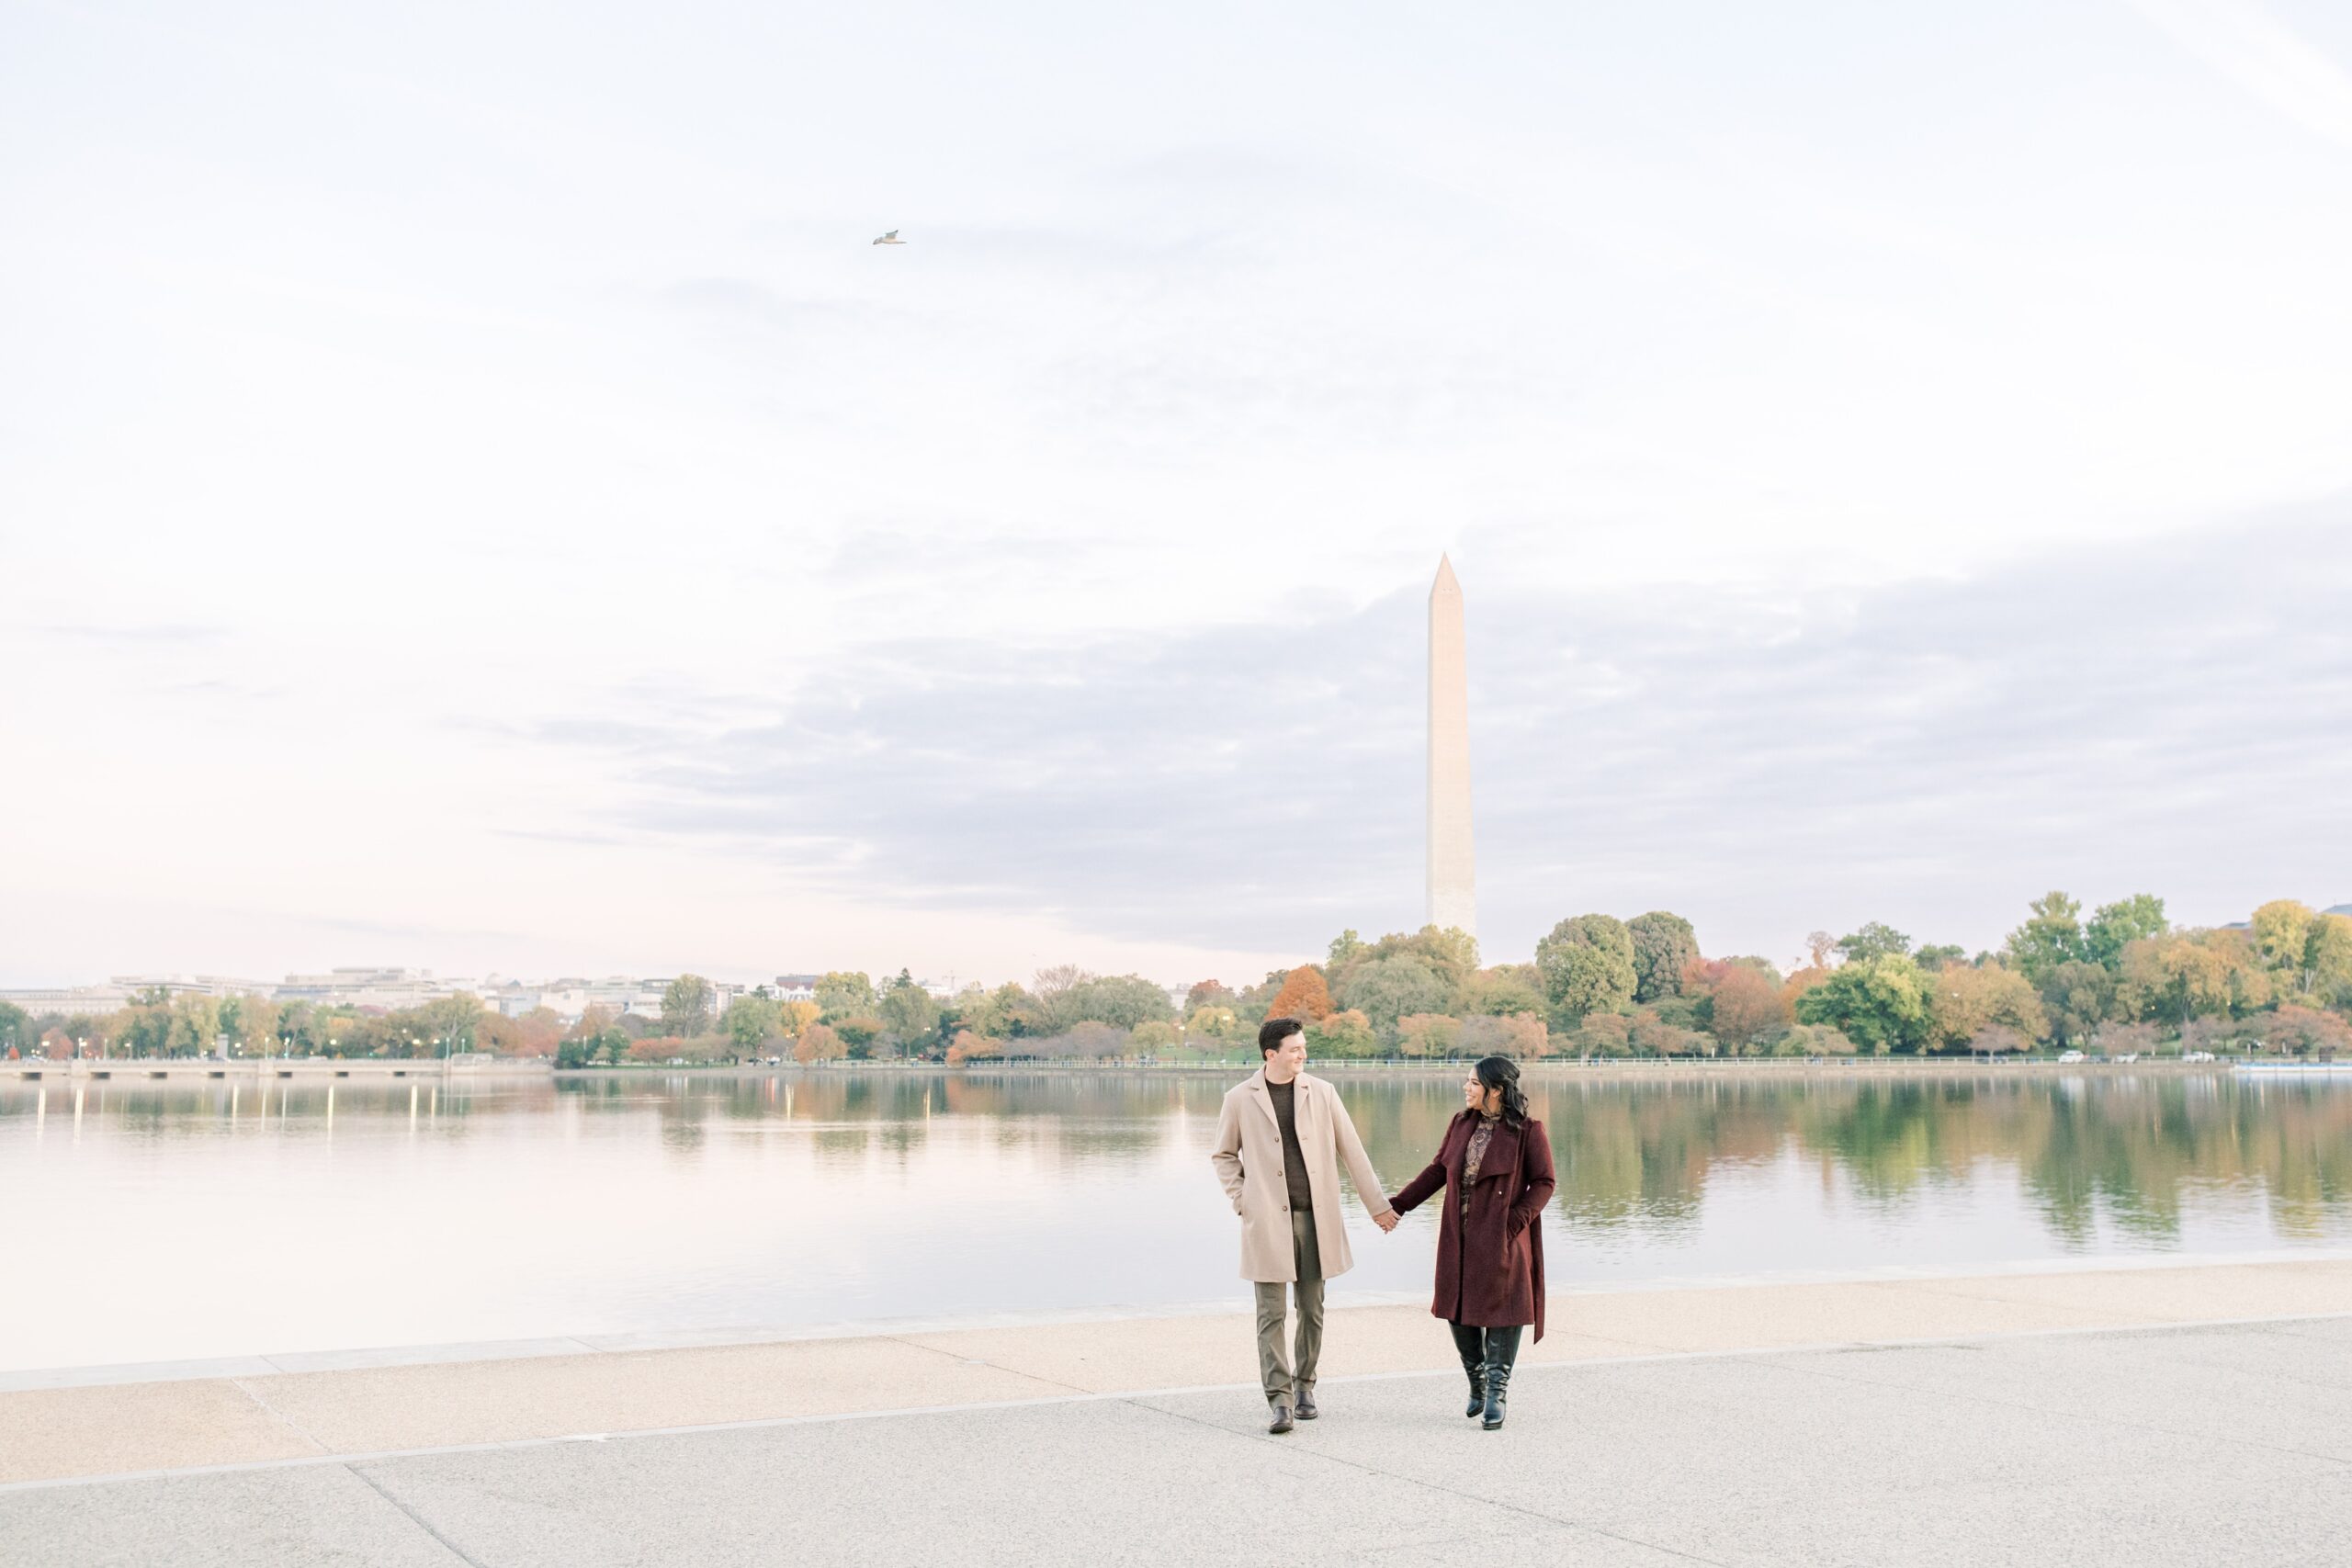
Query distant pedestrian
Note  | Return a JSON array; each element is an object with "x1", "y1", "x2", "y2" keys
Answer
[
  {"x1": 1210, "y1": 1016, "x2": 1397, "y2": 1434},
  {"x1": 1387, "y1": 1055, "x2": 1555, "y2": 1429}
]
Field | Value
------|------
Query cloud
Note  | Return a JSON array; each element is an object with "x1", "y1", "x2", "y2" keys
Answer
[
  {"x1": 2127, "y1": 0, "x2": 2352, "y2": 151},
  {"x1": 516, "y1": 505, "x2": 2352, "y2": 963}
]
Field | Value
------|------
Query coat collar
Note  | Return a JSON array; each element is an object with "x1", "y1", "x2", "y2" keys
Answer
[
  {"x1": 1246, "y1": 1068, "x2": 1310, "y2": 1129},
  {"x1": 1450, "y1": 1109, "x2": 1521, "y2": 1180}
]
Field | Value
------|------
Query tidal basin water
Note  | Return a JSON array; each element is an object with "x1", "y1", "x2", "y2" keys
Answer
[{"x1": 7, "y1": 1068, "x2": 2351, "y2": 1374}]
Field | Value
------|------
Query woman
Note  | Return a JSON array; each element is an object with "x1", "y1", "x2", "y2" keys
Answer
[{"x1": 1387, "y1": 1055, "x2": 1556, "y2": 1429}]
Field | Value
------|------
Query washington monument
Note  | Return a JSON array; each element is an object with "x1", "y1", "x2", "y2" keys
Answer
[{"x1": 1427, "y1": 555, "x2": 1476, "y2": 940}]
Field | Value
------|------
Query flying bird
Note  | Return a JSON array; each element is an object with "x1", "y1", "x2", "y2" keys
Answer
[{"x1": 872, "y1": 230, "x2": 904, "y2": 245}]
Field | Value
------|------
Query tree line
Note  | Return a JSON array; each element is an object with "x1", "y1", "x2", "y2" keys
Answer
[{"x1": 6, "y1": 895, "x2": 2343, "y2": 1065}]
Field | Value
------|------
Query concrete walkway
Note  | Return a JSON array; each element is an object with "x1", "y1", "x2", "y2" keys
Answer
[{"x1": 4, "y1": 1259, "x2": 2348, "y2": 1565}]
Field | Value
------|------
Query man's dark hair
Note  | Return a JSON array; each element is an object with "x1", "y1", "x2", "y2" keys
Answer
[{"x1": 1258, "y1": 1016, "x2": 1305, "y2": 1055}]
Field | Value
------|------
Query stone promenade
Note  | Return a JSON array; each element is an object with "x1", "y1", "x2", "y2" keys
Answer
[{"x1": 4, "y1": 1259, "x2": 2348, "y2": 1566}]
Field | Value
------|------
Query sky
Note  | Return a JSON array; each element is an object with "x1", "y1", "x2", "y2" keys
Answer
[{"x1": 4, "y1": 0, "x2": 2350, "y2": 991}]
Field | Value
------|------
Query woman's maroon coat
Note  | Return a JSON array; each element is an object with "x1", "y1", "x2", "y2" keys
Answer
[{"x1": 1389, "y1": 1111, "x2": 1557, "y2": 1340}]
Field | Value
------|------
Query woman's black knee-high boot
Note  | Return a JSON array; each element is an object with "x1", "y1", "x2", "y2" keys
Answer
[
  {"x1": 1447, "y1": 1321, "x2": 1486, "y2": 1417},
  {"x1": 1480, "y1": 1325, "x2": 1523, "y2": 1430}
]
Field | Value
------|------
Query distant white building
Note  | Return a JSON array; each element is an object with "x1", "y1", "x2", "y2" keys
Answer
[
  {"x1": 0, "y1": 974, "x2": 272, "y2": 1016},
  {"x1": 274, "y1": 968, "x2": 457, "y2": 1010},
  {"x1": 482, "y1": 981, "x2": 548, "y2": 1019}
]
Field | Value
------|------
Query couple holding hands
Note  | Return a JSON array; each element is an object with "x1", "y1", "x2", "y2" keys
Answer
[{"x1": 1210, "y1": 1016, "x2": 1555, "y2": 1435}]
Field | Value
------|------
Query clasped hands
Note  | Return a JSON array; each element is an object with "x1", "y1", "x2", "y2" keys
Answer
[{"x1": 1373, "y1": 1210, "x2": 1400, "y2": 1234}]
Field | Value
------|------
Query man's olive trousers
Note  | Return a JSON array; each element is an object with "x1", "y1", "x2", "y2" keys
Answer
[{"x1": 1252, "y1": 1204, "x2": 1323, "y2": 1406}]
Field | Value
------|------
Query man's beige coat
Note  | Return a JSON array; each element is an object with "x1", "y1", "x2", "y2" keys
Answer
[{"x1": 1211, "y1": 1069, "x2": 1394, "y2": 1283}]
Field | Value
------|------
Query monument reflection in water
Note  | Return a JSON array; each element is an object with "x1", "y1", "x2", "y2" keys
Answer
[{"x1": 6, "y1": 1070, "x2": 2349, "y2": 1375}]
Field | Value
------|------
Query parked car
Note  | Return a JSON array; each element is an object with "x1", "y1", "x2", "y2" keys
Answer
[
  {"x1": 2057, "y1": 1050, "x2": 2086, "y2": 1064},
  {"x1": 2183, "y1": 1051, "x2": 2217, "y2": 1062},
  {"x1": 2116, "y1": 1053, "x2": 2140, "y2": 1064}
]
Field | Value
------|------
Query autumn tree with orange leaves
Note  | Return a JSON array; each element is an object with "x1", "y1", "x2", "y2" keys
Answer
[{"x1": 1263, "y1": 964, "x2": 1334, "y2": 1022}]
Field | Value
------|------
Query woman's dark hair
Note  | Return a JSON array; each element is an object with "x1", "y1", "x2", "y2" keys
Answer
[
  {"x1": 1259, "y1": 1016, "x2": 1305, "y2": 1055},
  {"x1": 1474, "y1": 1055, "x2": 1529, "y2": 1126}
]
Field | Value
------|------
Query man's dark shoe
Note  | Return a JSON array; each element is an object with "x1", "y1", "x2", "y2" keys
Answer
[
  {"x1": 1267, "y1": 1403, "x2": 1295, "y2": 1434},
  {"x1": 1295, "y1": 1389, "x2": 1317, "y2": 1420}
]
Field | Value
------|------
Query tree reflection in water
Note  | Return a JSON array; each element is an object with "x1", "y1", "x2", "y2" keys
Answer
[{"x1": 544, "y1": 1068, "x2": 2352, "y2": 1247}]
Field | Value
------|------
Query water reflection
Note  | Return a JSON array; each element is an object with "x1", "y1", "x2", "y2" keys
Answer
[{"x1": 5, "y1": 1070, "x2": 2347, "y2": 1373}]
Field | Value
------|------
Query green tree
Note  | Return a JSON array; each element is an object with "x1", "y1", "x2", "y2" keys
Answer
[
  {"x1": 1456, "y1": 964, "x2": 1545, "y2": 1017},
  {"x1": 1627, "y1": 911, "x2": 1702, "y2": 1002},
  {"x1": 722, "y1": 995, "x2": 780, "y2": 1054},
  {"x1": 1057, "y1": 974, "x2": 1176, "y2": 1030},
  {"x1": 1329, "y1": 928, "x2": 1479, "y2": 1004},
  {"x1": 2006, "y1": 892, "x2": 2086, "y2": 981},
  {"x1": 1337, "y1": 953, "x2": 1453, "y2": 1029},
  {"x1": 107, "y1": 999, "x2": 168, "y2": 1057},
  {"x1": 2306, "y1": 914, "x2": 2352, "y2": 1006},
  {"x1": 2084, "y1": 894, "x2": 2167, "y2": 969},
  {"x1": 1794, "y1": 955, "x2": 1932, "y2": 1054},
  {"x1": 1306, "y1": 1009, "x2": 1376, "y2": 1058},
  {"x1": 967, "y1": 982, "x2": 1045, "y2": 1038},
  {"x1": 165, "y1": 994, "x2": 223, "y2": 1055},
  {"x1": 1416, "y1": 924, "x2": 1481, "y2": 974},
  {"x1": 1835, "y1": 922, "x2": 1913, "y2": 964},
  {"x1": 2040, "y1": 960, "x2": 2117, "y2": 1047},
  {"x1": 1534, "y1": 914, "x2": 1637, "y2": 1024},
  {"x1": 414, "y1": 994, "x2": 488, "y2": 1055},
  {"x1": 832, "y1": 1017, "x2": 884, "y2": 1057},
  {"x1": 1235, "y1": 969, "x2": 1292, "y2": 1023},
  {"x1": 1913, "y1": 944, "x2": 1967, "y2": 972},
  {"x1": 1326, "y1": 930, "x2": 1368, "y2": 969},
  {"x1": 661, "y1": 975, "x2": 716, "y2": 1037},
  {"x1": 0, "y1": 1001, "x2": 27, "y2": 1055},
  {"x1": 567, "y1": 1004, "x2": 628, "y2": 1066},
  {"x1": 219, "y1": 994, "x2": 281, "y2": 1054},
  {"x1": 878, "y1": 974, "x2": 944, "y2": 1047},
  {"x1": 1777, "y1": 1023, "x2": 1857, "y2": 1058},
  {"x1": 815, "y1": 971, "x2": 876, "y2": 1021}
]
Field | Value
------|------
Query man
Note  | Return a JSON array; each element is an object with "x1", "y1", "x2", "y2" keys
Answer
[{"x1": 1211, "y1": 1015, "x2": 1397, "y2": 1434}]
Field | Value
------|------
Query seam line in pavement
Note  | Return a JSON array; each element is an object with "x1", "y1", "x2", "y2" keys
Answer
[
  {"x1": 874, "y1": 1333, "x2": 1100, "y2": 1398},
  {"x1": 345, "y1": 1464, "x2": 491, "y2": 1568},
  {"x1": 226, "y1": 1376, "x2": 330, "y2": 1456},
  {"x1": 1125, "y1": 1395, "x2": 1731, "y2": 1567},
  {"x1": 6, "y1": 1311, "x2": 2346, "y2": 1496}
]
